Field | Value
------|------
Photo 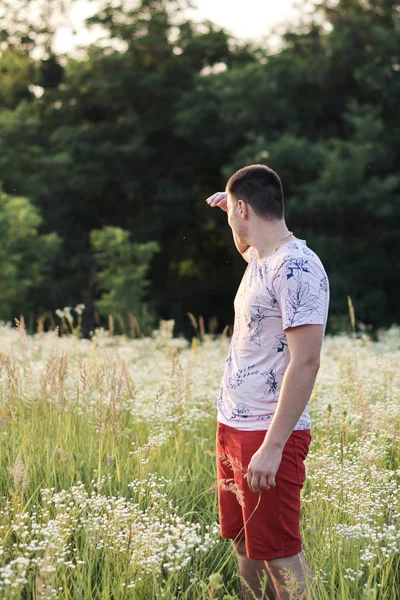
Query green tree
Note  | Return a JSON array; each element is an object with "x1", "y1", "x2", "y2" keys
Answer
[
  {"x1": 0, "y1": 187, "x2": 61, "y2": 322},
  {"x1": 178, "y1": 0, "x2": 399, "y2": 329},
  {"x1": 0, "y1": 0, "x2": 253, "y2": 333},
  {"x1": 90, "y1": 227, "x2": 159, "y2": 329},
  {"x1": 0, "y1": 0, "x2": 398, "y2": 332}
]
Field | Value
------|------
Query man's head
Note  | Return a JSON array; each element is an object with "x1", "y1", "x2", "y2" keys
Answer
[{"x1": 226, "y1": 164, "x2": 284, "y2": 222}]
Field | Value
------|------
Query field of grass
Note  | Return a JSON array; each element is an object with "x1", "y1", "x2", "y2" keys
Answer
[{"x1": 0, "y1": 319, "x2": 399, "y2": 599}]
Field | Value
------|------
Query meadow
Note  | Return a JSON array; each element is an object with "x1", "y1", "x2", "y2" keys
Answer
[{"x1": 0, "y1": 315, "x2": 399, "y2": 599}]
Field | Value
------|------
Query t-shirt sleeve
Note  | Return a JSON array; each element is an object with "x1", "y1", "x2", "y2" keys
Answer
[{"x1": 272, "y1": 255, "x2": 329, "y2": 331}]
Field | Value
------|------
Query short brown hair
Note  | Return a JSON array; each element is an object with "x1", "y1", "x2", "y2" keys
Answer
[{"x1": 226, "y1": 164, "x2": 284, "y2": 220}]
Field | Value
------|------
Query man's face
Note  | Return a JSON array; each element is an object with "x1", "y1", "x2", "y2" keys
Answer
[{"x1": 226, "y1": 192, "x2": 248, "y2": 241}]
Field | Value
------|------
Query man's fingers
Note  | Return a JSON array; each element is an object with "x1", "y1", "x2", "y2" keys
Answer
[
  {"x1": 247, "y1": 470, "x2": 274, "y2": 493},
  {"x1": 247, "y1": 471, "x2": 257, "y2": 493},
  {"x1": 246, "y1": 471, "x2": 252, "y2": 490},
  {"x1": 247, "y1": 472, "x2": 271, "y2": 494},
  {"x1": 251, "y1": 477, "x2": 260, "y2": 494},
  {"x1": 205, "y1": 192, "x2": 220, "y2": 205},
  {"x1": 206, "y1": 192, "x2": 227, "y2": 207},
  {"x1": 259, "y1": 475, "x2": 270, "y2": 491}
]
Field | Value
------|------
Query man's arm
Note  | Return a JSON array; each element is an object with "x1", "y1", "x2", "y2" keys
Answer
[
  {"x1": 233, "y1": 232, "x2": 251, "y2": 260},
  {"x1": 206, "y1": 191, "x2": 251, "y2": 262},
  {"x1": 247, "y1": 324, "x2": 323, "y2": 493}
]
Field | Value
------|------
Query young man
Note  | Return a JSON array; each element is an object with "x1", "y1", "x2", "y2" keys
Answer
[{"x1": 206, "y1": 165, "x2": 329, "y2": 600}]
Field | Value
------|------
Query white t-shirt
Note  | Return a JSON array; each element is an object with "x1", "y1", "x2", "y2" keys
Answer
[{"x1": 217, "y1": 239, "x2": 330, "y2": 431}]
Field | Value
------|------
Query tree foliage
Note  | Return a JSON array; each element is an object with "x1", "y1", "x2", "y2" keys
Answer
[
  {"x1": 0, "y1": 187, "x2": 61, "y2": 321},
  {"x1": 0, "y1": 0, "x2": 398, "y2": 333},
  {"x1": 90, "y1": 227, "x2": 159, "y2": 327}
]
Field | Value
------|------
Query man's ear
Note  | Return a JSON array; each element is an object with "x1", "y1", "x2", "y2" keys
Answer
[{"x1": 238, "y1": 199, "x2": 249, "y2": 219}]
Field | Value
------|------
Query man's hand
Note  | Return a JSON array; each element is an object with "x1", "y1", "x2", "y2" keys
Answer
[
  {"x1": 206, "y1": 190, "x2": 251, "y2": 260},
  {"x1": 247, "y1": 445, "x2": 283, "y2": 493},
  {"x1": 206, "y1": 192, "x2": 227, "y2": 212}
]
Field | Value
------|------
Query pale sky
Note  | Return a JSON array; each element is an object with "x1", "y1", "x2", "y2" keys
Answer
[
  {"x1": 54, "y1": 0, "x2": 314, "y2": 54},
  {"x1": 186, "y1": 0, "x2": 303, "y2": 39}
]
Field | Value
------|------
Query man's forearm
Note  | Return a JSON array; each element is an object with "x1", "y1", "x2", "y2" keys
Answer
[
  {"x1": 261, "y1": 360, "x2": 319, "y2": 450},
  {"x1": 233, "y1": 231, "x2": 249, "y2": 255}
]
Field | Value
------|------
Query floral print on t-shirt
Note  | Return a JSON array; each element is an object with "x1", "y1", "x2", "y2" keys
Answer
[{"x1": 217, "y1": 240, "x2": 330, "y2": 431}]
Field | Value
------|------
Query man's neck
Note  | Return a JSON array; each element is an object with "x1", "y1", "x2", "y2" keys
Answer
[{"x1": 248, "y1": 222, "x2": 294, "y2": 260}]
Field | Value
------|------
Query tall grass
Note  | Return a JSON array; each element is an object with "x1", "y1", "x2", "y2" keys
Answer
[{"x1": 0, "y1": 320, "x2": 399, "y2": 599}]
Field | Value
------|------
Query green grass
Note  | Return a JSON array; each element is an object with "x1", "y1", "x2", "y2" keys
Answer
[{"x1": 0, "y1": 321, "x2": 399, "y2": 598}]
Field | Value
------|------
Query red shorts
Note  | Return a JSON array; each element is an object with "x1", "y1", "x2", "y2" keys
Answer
[{"x1": 216, "y1": 422, "x2": 311, "y2": 561}]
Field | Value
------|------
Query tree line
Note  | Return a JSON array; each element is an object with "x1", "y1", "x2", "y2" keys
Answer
[{"x1": 0, "y1": 0, "x2": 399, "y2": 336}]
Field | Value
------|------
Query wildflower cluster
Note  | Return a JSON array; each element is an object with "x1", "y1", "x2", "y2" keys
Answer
[
  {"x1": 0, "y1": 476, "x2": 219, "y2": 597},
  {"x1": 303, "y1": 328, "x2": 400, "y2": 590},
  {"x1": 55, "y1": 304, "x2": 85, "y2": 321},
  {"x1": 0, "y1": 320, "x2": 398, "y2": 597}
]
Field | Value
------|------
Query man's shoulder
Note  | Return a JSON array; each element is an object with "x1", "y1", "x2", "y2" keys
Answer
[
  {"x1": 274, "y1": 241, "x2": 325, "y2": 270},
  {"x1": 269, "y1": 242, "x2": 329, "y2": 291}
]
